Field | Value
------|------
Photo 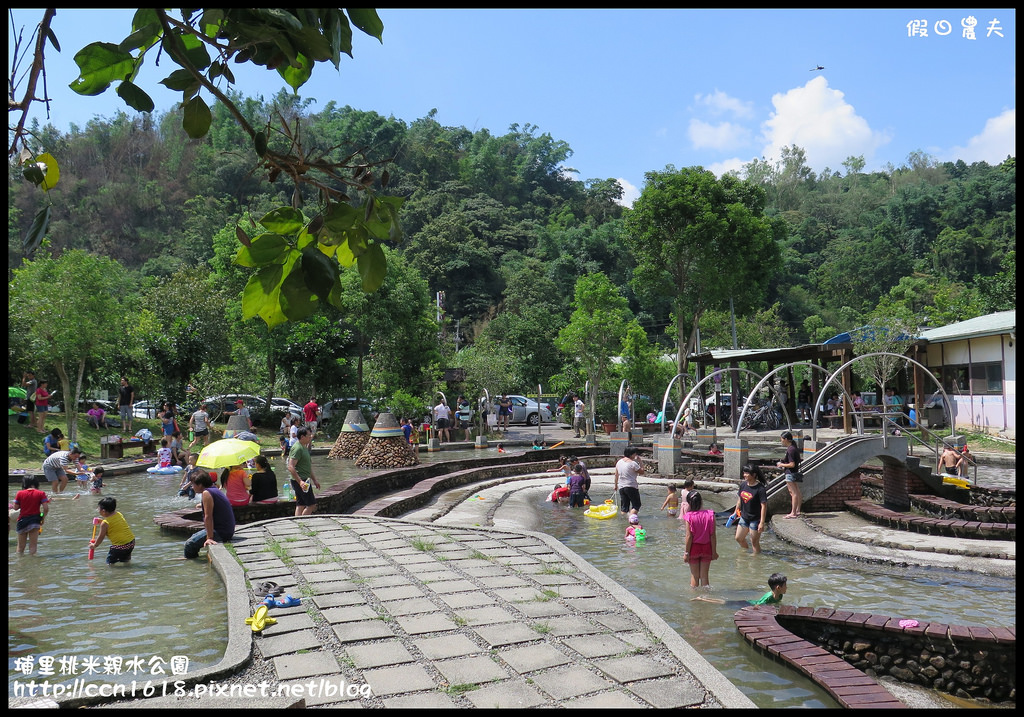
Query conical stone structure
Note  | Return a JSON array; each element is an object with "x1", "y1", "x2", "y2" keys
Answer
[
  {"x1": 354, "y1": 412, "x2": 418, "y2": 468},
  {"x1": 222, "y1": 414, "x2": 249, "y2": 439},
  {"x1": 327, "y1": 410, "x2": 371, "y2": 459}
]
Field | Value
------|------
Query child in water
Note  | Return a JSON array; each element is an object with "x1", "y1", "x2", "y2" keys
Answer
[
  {"x1": 90, "y1": 466, "x2": 105, "y2": 494},
  {"x1": 677, "y1": 479, "x2": 695, "y2": 520},
  {"x1": 682, "y1": 490, "x2": 718, "y2": 589},
  {"x1": 497, "y1": 443, "x2": 505, "y2": 453},
  {"x1": 90, "y1": 497, "x2": 136, "y2": 564},
  {"x1": 660, "y1": 484, "x2": 680, "y2": 517},
  {"x1": 624, "y1": 511, "x2": 644, "y2": 540},
  {"x1": 692, "y1": 572, "x2": 790, "y2": 606},
  {"x1": 750, "y1": 573, "x2": 788, "y2": 605}
]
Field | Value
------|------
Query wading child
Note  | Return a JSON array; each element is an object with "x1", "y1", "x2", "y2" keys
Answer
[
  {"x1": 624, "y1": 511, "x2": 644, "y2": 540},
  {"x1": 567, "y1": 463, "x2": 588, "y2": 508},
  {"x1": 14, "y1": 476, "x2": 50, "y2": 555},
  {"x1": 749, "y1": 573, "x2": 788, "y2": 605},
  {"x1": 677, "y1": 478, "x2": 695, "y2": 520},
  {"x1": 546, "y1": 455, "x2": 571, "y2": 484},
  {"x1": 682, "y1": 490, "x2": 718, "y2": 589},
  {"x1": 660, "y1": 484, "x2": 680, "y2": 517},
  {"x1": 90, "y1": 497, "x2": 136, "y2": 564},
  {"x1": 735, "y1": 464, "x2": 768, "y2": 555},
  {"x1": 90, "y1": 466, "x2": 105, "y2": 494}
]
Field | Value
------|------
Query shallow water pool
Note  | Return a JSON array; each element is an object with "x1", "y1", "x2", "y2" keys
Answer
[{"x1": 525, "y1": 482, "x2": 1016, "y2": 709}]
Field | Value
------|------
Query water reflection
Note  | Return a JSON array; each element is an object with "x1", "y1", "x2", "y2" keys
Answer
[{"x1": 533, "y1": 485, "x2": 1016, "y2": 709}]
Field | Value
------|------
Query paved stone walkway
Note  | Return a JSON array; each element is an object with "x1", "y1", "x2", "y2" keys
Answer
[{"x1": 210, "y1": 512, "x2": 751, "y2": 708}]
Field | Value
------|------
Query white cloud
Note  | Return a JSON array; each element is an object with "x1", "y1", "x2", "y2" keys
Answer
[
  {"x1": 615, "y1": 177, "x2": 640, "y2": 208},
  {"x1": 706, "y1": 157, "x2": 749, "y2": 178},
  {"x1": 693, "y1": 90, "x2": 754, "y2": 119},
  {"x1": 760, "y1": 76, "x2": 889, "y2": 172},
  {"x1": 688, "y1": 119, "x2": 752, "y2": 151},
  {"x1": 946, "y1": 108, "x2": 1015, "y2": 165}
]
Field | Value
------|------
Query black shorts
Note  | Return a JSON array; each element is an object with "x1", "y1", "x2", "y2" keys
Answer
[
  {"x1": 435, "y1": 418, "x2": 450, "y2": 429},
  {"x1": 194, "y1": 429, "x2": 209, "y2": 437},
  {"x1": 292, "y1": 480, "x2": 316, "y2": 506}
]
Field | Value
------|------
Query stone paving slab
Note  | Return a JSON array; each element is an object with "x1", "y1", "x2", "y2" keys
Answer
[
  {"x1": 345, "y1": 640, "x2": 416, "y2": 668},
  {"x1": 414, "y1": 633, "x2": 484, "y2": 660},
  {"x1": 463, "y1": 679, "x2": 548, "y2": 709},
  {"x1": 529, "y1": 665, "x2": 617, "y2": 700},
  {"x1": 256, "y1": 630, "x2": 323, "y2": 658},
  {"x1": 499, "y1": 643, "x2": 573, "y2": 672},
  {"x1": 434, "y1": 655, "x2": 508, "y2": 684},
  {"x1": 273, "y1": 651, "x2": 342, "y2": 680}
]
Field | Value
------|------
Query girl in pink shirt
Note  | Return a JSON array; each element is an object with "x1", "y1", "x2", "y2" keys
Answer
[{"x1": 683, "y1": 490, "x2": 718, "y2": 589}]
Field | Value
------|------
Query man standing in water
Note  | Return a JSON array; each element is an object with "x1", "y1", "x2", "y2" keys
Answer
[
  {"x1": 613, "y1": 446, "x2": 644, "y2": 514},
  {"x1": 287, "y1": 427, "x2": 321, "y2": 516},
  {"x1": 777, "y1": 432, "x2": 802, "y2": 518}
]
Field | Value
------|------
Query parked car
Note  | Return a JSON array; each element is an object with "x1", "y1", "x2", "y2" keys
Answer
[
  {"x1": 270, "y1": 397, "x2": 304, "y2": 420},
  {"x1": 203, "y1": 394, "x2": 296, "y2": 422},
  {"x1": 491, "y1": 395, "x2": 553, "y2": 426},
  {"x1": 326, "y1": 397, "x2": 378, "y2": 424},
  {"x1": 132, "y1": 399, "x2": 162, "y2": 419}
]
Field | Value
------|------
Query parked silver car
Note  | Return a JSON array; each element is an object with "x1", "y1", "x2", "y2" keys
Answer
[{"x1": 492, "y1": 395, "x2": 553, "y2": 426}]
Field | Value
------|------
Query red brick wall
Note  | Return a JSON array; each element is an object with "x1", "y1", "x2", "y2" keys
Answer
[
  {"x1": 807, "y1": 472, "x2": 862, "y2": 511},
  {"x1": 882, "y1": 463, "x2": 910, "y2": 511}
]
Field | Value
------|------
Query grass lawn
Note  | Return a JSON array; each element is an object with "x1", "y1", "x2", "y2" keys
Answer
[{"x1": 7, "y1": 413, "x2": 282, "y2": 471}]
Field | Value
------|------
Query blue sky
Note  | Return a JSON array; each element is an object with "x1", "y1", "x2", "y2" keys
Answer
[{"x1": 9, "y1": 9, "x2": 1016, "y2": 204}]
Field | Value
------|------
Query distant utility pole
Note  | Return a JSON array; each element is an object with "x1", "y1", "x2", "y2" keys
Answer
[{"x1": 454, "y1": 318, "x2": 462, "y2": 352}]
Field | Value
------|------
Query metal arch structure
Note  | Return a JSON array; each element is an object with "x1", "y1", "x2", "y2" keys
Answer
[
  {"x1": 671, "y1": 368, "x2": 766, "y2": 433},
  {"x1": 617, "y1": 379, "x2": 631, "y2": 431},
  {"x1": 659, "y1": 373, "x2": 695, "y2": 434},
  {"x1": 812, "y1": 352, "x2": 957, "y2": 443},
  {"x1": 734, "y1": 362, "x2": 852, "y2": 440}
]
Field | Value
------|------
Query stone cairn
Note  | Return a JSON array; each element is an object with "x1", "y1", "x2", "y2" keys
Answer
[
  {"x1": 354, "y1": 412, "x2": 418, "y2": 468},
  {"x1": 327, "y1": 410, "x2": 371, "y2": 459}
]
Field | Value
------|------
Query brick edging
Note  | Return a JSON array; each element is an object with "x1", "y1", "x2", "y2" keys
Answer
[
  {"x1": 734, "y1": 605, "x2": 906, "y2": 708},
  {"x1": 844, "y1": 499, "x2": 1015, "y2": 542}
]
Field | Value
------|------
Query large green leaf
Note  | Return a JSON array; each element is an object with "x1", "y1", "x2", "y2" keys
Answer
[
  {"x1": 357, "y1": 242, "x2": 387, "y2": 292},
  {"x1": 116, "y1": 80, "x2": 155, "y2": 112},
  {"x1": 160, "y1": 68, "x2": 201, "y2": 95},
  {"x1": 301, "y1": 244, "x2": 340, "y2": 299},
  {"x1": 69, "y1": 42, "x2": 134, "y2": 95},
  {"x1": 182, "y1": 96, "x2": 212, "y2": 138},
  {"x1": 34, "y1": 153, "x2": 60, "y2": 191},
  {"x1": 22, "y1": 206, "x2": 51, "y2": 257},
  {"x1": 260, "y1": 207, "x2": 305, "y2": 235},
  {"x1": 280, "y1": 260, "x2": 319, "y2": 320},
  {"x1": 278, "y1": 53, "x2": 312, "y2": 91},
  {"x1": 346, "y1": 9, "x2": 384, "y2": 41},
  {"x1": 235, "y1": 233, "x2": 290, "y2": 267}
]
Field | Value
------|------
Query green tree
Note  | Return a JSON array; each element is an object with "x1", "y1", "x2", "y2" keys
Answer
[
  {"x1": 8, "y1": 249, "x2": 130, "y2": 440},
  {"x1": 623, "y1": 166, "x2": 780, "y2": 385},
  {"x1": 555, "y1": 273, "x2": 632, "y2": 426},
  {"x1": 849, "y1": 315, "x2": 918, "y2": 400},
  {"x1": 11, "y1": 9, "x2": 401, "y2": 324}
]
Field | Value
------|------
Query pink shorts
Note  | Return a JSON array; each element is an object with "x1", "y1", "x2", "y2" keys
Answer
[{"x1": 689, "y1": 541, "x2": 713, "y2": 563}]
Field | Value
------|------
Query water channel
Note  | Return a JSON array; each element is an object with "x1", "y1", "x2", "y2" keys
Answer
[{"x1": 8, "y1": 447, "x2": 1015, "y2": 706}]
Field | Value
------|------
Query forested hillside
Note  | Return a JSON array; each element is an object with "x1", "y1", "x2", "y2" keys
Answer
[{"x1": 8, "y1": 93, "x2": 1015, "y2": 416}]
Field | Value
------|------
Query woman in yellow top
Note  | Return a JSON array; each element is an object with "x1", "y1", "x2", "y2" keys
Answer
[{"x1": 90, "y1": 497, "x2": 136, "y2": 564}]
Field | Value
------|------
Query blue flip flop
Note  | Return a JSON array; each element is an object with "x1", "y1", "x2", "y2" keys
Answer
[{"x1": 274, "y1": 594, "x2": 301, "y2": 608}]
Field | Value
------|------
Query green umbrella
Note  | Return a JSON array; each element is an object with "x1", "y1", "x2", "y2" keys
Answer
[{"x1": 9, "y1": 386, "x2": 27, "y2": 399}]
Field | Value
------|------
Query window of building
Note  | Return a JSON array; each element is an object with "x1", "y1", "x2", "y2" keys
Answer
[{"x1": 936, "y1": 363, "x2": 1002, "y2": 395}]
